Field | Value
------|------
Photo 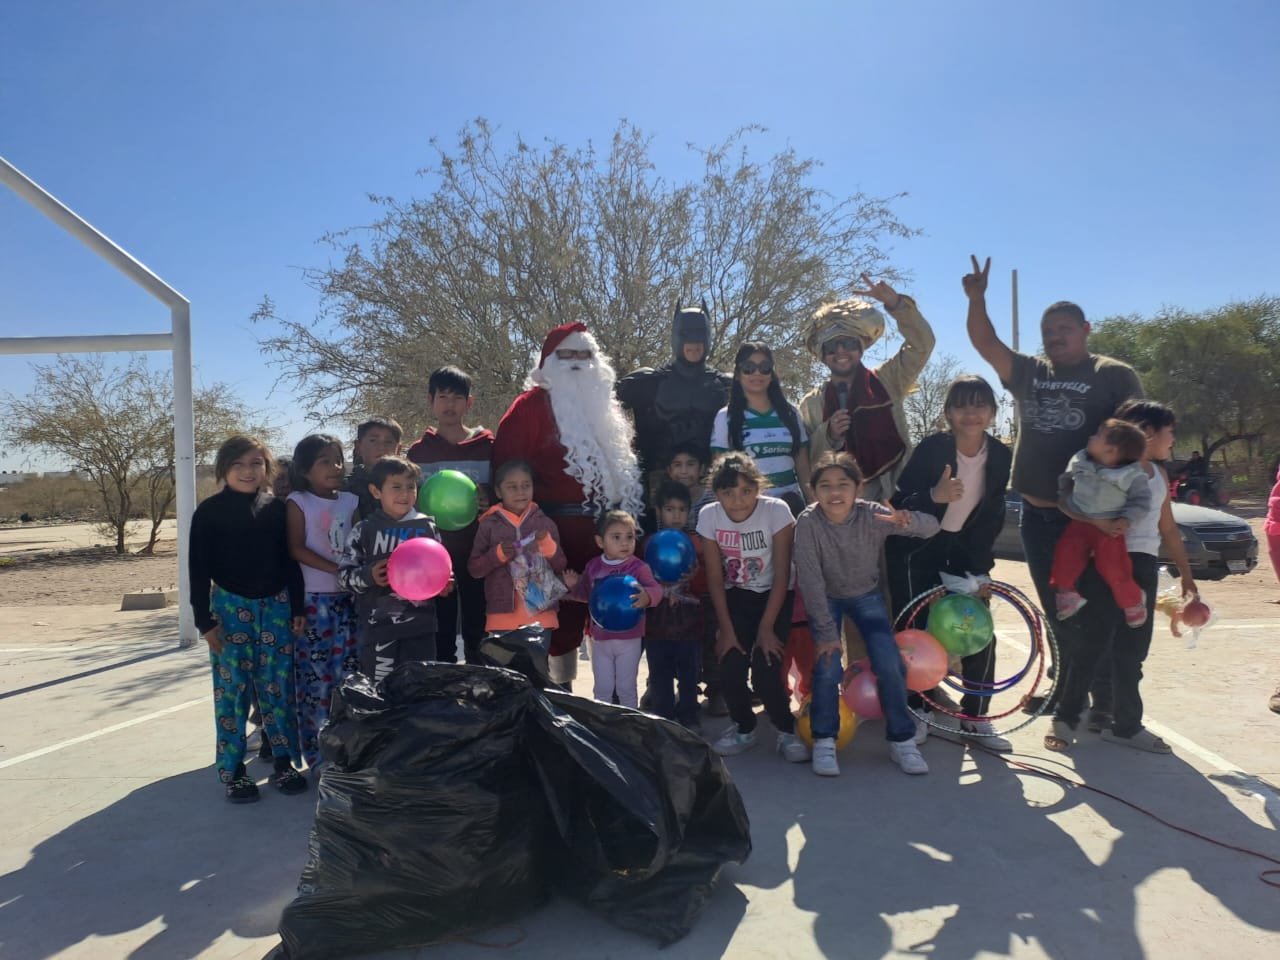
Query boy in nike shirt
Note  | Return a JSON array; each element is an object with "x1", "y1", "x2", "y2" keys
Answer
[{"x1": 338, "y1": 455, "x2": 451, "y2": 681}]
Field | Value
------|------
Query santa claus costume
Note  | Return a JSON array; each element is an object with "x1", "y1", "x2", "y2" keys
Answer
[{"x1": 492, "y1": 323, "x2": 644, "y2": 684}]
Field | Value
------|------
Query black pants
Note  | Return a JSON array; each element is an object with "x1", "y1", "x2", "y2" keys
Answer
[
  {"x1": 699, "y1": 592, "x2": 721, "y2": 696},
  {"x1": 1019, "y1": 502, "x2": 1112, "y2": 714},
  {"x1": 434, "y1": 568, "x2": 487, "y2": 664},
  {"x1": 887, "y1": 531, "x2": 999, "y2": 718},
  {"x1": 1054, "y1": 553, "x2": 1158, "y2": 736},
  {"x1": 360, "y1": 630, "x2": 437, "y2": 683},
  {"x1": 646, "y1": 638, "x2": 701, "y2": 725},
  {"x1": 721, "y1": 588, "x2": 794, "y2": 735}
]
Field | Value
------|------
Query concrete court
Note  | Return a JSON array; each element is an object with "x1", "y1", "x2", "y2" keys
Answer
[{"x1": 2, "y1": 568, "x2": 1279, "y2": 960}]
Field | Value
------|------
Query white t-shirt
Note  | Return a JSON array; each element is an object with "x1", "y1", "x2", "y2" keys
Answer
[
  {"x1": 941, "y1": 443, "x2": 989, "y2": 533},
  {"x1": 287, "y1": 490, "x2": 359, "y2": 594},
  {"x1": 696, "y1": 494, "x2": 796, "y2": 593},
  {"x1": 1124, "y1": 463, "x2": 1167, "y2": 557}
]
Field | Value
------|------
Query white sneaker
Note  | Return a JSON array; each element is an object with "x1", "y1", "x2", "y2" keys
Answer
[
  {"x1": 913, "y1": 715, "x2": 930, "y2": 744},
  {"x1": 712, "y1": 725, "x2": 757, "y2": 756},
  {"x1": 776, "y1": 731, "x2": 810, "y2": 763},
  {"x1": 811, "y1": 737, "x2": 839, "y2": 776},
  {"x1": 889, "y1": 739, "x2": 929, "y2": 775},
  {"x1": 961, "y1": 719, "x2": 1013, "y2": 753}
]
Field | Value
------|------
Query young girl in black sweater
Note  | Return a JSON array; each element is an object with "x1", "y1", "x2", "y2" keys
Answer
[
  {"x1": 888, "y1": 375, "x2": 1013, "y2": 750},
  {"x1": 189, "y1": 435, "x2": 309, "y2": 803}
]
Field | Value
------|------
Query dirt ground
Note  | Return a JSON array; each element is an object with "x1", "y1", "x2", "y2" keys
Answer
[{"x1": 0, "y1": 542, "x2": 179, "y2": 606}]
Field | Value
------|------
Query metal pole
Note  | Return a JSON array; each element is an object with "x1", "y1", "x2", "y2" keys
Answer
[
  {"x1": 1, "y1": 153, "x2": 196, "y2": 646},
  {"x1": 1011, "y1": 269, "x2": 1020, "y2": 353},
  {"x1": 0, "y1": 333, "x2": 173, "y2": 354},
  {"x1": 0, "y1": 158, "x2": 186, "y2": 308},
  {"x1": 171, "y1": 303, "x2": 197, "y2": 646}
]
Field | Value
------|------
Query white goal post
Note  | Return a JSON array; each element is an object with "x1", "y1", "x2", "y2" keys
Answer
[{"x1": 1, "y1": 155, "x2": 198, "y2": 646}]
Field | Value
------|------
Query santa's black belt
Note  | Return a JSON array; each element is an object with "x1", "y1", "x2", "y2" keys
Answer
[{"x1": 538, "y1": 502, "x2": 600, "y2": 518}]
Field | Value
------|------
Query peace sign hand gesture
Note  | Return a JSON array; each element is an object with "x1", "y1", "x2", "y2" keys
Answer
[
  {"x1": 962, "y1": 255, "x2": 990, "y2": 300},
  {"x1": 851, "y1": 273, "x2": 903, "y2": 311},
  {"x1": 931, "y1": 464, "x2": 965, "y2": 504},
  {"x1": 874, "y1": 500, "x2": 913, "y2": 529}
]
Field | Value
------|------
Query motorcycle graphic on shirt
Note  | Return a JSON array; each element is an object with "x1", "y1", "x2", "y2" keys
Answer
[{"x1": 1024, "y1": 393, "x2": 1086, "y2": 433}]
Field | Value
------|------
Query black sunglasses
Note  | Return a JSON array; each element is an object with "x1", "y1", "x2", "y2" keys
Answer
[
  {"x1": 822, "y1": 336, "x2": 863, "y2": 355},
  {"x1": 738, "y1": 360, "x2": 774, "y2": 375}
]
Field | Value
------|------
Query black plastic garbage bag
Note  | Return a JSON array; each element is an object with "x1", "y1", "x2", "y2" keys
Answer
[
  {"x1": 533, "y1": 691, "x2": 752, "y2": 945},
  {"x1": 274, "y1": 627, "x2": 751, "y2": 958},
  {"x1": 276, "y1": 663, "x2": 553, "y2": 960},
  {"x1": 475, "y1": 625, "x2": 551, "y2": 688}
]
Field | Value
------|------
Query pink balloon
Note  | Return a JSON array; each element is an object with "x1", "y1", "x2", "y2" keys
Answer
[
  {"x1": 842, "y1": 658, "x2": 882, "y2": 719},
  {"x1": 386, "y1": 536, "x2": 452, "y2": 601},
  {"x1": 896, "y1": 629, "x2": 950, "y2": 693}
]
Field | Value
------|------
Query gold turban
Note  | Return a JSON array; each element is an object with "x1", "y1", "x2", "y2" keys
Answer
[{"x1": 805, "y1": 298, "x2": 886, "y2": 359}]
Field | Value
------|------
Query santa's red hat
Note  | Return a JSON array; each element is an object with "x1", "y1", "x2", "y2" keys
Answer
[{"x1": 539, "y1": 322, "x2": 593, "y2": 367}]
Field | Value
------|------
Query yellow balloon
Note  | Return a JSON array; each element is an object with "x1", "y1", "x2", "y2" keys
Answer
[{"x1": 795, "y1": 696, "x2": 857, "y2": 750}]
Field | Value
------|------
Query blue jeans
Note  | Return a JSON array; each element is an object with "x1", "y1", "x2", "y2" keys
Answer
[
  {"x1": 811, "y1": 588, "x2": 915, "y2": 743},
  {"x1": 645, "y1": 637, "x2": 701, "y2": 726}
]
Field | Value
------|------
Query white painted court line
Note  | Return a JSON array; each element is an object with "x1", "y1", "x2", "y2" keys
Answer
[
  {"x1": 0, "y1": 695, "x2": 207, "y2": 769},
  {"x1": 993, "y1": 613, "x2": 1280, "y2": 812},
  {"x1": 0, "y1": 644, "x2": 181, "y2": 655}
]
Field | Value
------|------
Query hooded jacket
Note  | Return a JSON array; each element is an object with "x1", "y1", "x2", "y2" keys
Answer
[{"x1": 468, "y1": 501, "x2": 568, "y2": 614}]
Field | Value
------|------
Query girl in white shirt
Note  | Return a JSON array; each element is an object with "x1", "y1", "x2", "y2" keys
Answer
[{"x1": 698, "y1": 452, "x2": 808, "y2": 764}]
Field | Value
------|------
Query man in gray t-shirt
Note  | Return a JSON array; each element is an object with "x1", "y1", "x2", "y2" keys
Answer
[{"x1": 963, "y1": 256, "x2": 1144, "y2": 719}]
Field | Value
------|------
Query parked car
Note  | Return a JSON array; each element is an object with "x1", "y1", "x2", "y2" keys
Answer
[{"x1": 992, "y1": 492, "x2": 1258, "y2": 580}]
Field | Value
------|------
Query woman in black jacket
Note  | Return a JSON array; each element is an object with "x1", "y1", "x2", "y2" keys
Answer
[{"x1": 888, "y1": 375, "x2": 1013, "y2": 749}]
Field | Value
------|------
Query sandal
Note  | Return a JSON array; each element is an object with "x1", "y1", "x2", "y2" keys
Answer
[
  {"x1": 1043, "y1": 719, "x2": 1074, "y2": 752},
  {"x1": 1100, "y1": 728, "x2": 1171, "y2": 754}
]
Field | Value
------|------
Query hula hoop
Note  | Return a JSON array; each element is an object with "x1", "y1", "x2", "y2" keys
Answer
[{"x1": 893, "y1": 581, "x2": 1057, "y2": 737}]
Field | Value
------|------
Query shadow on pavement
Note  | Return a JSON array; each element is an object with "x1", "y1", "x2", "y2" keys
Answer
[
  {"x1": 0, "y1": 760, "x2": 312, "y2": 960},
  {"x1": 737, "y1": 722, "x2": 1280, "y2": 959},
  {"x1": 2, "y1": 717, "x2": 1277, "y2": 959}
]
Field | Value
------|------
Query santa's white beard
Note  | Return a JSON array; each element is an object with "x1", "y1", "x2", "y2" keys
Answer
[{"x1": 531, "y1": 356, "x2": 643, "y2": 516}]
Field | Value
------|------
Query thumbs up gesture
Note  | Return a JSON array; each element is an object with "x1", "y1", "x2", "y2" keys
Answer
[{"x1": 931, "y1": 464, "x2": 965, "y2": 504}]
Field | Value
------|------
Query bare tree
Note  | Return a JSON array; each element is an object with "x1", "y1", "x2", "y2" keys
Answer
[
  {"x1": 900, "y1": 353, "x2": 963, "y2": 445},
  {"x1": 3, "y1": 356, "x2": 274, "y2": 554},
  {"x1": 253, "y1": 119, "x2": 918, "y2": 432}
]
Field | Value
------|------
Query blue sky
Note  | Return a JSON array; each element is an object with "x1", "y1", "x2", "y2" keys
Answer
[{"x1": 2, "y1": 1, "x2": 1277, "y2": 470}]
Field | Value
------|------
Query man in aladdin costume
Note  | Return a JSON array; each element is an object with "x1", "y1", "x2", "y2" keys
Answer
[{"x1": 799, "y1": 275, "x2": 935, "y2": 503}]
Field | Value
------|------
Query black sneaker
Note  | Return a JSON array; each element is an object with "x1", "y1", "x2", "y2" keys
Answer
[
  {"x1": 271, "y1": 766, "x2": 308, "y2": 796},
  {"x1": 226, "y1": 775, "x2": 260, "y2": 804}
]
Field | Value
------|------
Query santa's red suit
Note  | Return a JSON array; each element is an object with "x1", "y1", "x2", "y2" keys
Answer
[{"x1": 492, "y1": 323, "x2": 643, "y2": 658}]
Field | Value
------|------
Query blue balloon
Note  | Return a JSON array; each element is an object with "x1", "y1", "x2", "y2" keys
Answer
[
  {"x1": 644, "y1": 529, "x2": 696, "y2": 583},
  {"x1": 590, "y1": 574, "x2": 643, "y2": 633}
]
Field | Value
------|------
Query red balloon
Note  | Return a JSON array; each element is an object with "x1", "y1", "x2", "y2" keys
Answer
[
  {"x1": 842, "y1": 658, "x2": 882, "y2": 719},
  {"x1": 896, "y1": 629, "x2": 951, "y2": 692},
  {"x1": 1181, "y1": 599, "x2": 1211, "y2": 627},
  {"x1": 386, "y1": 536, "x2": 452, "y2": 601},
  {"x1": 783, "y1": 623, "x2": 815, "y2": 700}
]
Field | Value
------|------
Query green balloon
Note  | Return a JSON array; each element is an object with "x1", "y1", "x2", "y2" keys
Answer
[
  {"x1": 926, "y1": 593, "x2": 994, "y2": 657},
  {"x1": 417, "y1": 469, "x2": 479, "y2": 531}
]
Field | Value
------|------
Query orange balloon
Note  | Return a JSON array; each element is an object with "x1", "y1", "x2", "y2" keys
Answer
[{"x1": 896, "y1": 629, "x2": 950, "y2": 692}]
